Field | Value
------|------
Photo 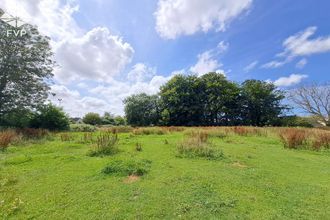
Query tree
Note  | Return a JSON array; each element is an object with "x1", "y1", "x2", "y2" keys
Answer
[
  {"x1": 240, "y1": 80, "x2": 286, "y2": 126},
  {"x1": 160, "y1": 75, "x2": 204, "y2": 126},
  {"x1": 83, "y1": 113, "x2": 102, "y2": 125},
  {"x1": 0, "y1": 21, "x2": 54, "y2": 123},
  {"x1": 102, "y1": 112, "x2": 116, "y2": 125},
  {"x1": 114, "y1": 116, "x2": 126, "y2": 126},
  {"x1": 30, "y1": 104, "x2": 70, "y2": 131},
  {"x1": 200, "y1": 73, "x2": 241, "y2": 125},
  {"x1": 289, "y1": 83, "x2": 330, "y2": 126},
  {"x1": 124, "y1": 93, "x2": 160, "y2": 126}
]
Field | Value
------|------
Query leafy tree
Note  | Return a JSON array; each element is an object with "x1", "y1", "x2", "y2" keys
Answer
[
  {"x1": 114, "y1": 116, "x2": 126, "y2": 126},
  {"x1": 0, "y1": 21, "x2": 54, "y2": 124},
  {"x1": 200, "y1": 73, "x2": 241, "y2": 125},
  {"x1": 240, "y1": 80, "x2": 286, "y2": 126},
  {"x1": 83, "y1": 113, "x2": 102, "y2": 125},
  {"x1": 160, "y1": 75, "x2": 204, "y2": 126},
  {"x1": 124, "y1": 93, "x2": 160, "y2": 126},
  {"x1": 102, "y1": 112, "x2": 116, "y2": 125},
  {"x1": 30, "y1": 104, "x2": 70, "y2": 130}
]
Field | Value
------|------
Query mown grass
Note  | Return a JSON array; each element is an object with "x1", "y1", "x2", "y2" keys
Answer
[{"x1": 0, "y1": 127, "x2": 330, "y2": 219}]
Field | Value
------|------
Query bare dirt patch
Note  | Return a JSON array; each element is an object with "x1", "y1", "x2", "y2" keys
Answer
[
  {"x1": 232, "y1": 161, "x2": 248, "y2": 168},
  {"x1": 123, "y1": 175, "x2": 140, "y2": 184}
]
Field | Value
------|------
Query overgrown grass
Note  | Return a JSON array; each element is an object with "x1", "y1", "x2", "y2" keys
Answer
[
  {"x1": 132, "y1": 127, "x2": 168, "y2": 135},
  {"x1": 88, "y1": 131, "x2": 119, "y2": 156},
  {"x1": 178, "y1": 130, "x2": 224, "y2": 159},
  {"x1": 0, "y1": 130, "x2": 18, "y2": 151},
  {"x1": 1, "y1": 127, "x2": 330, "y2": 219}
]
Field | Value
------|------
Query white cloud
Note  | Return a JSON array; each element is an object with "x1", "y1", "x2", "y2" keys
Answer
[
  {"x1": 244, "y1": 60, "x2": 258, "y2": 72},
  {"x1": 54, "y1": 27, "x2": 134, "y2": 83},
  {"x1": 296, "y1": 58, "x2": 307, "y2": 69},
  {"x1": 155, "y1": 0, "x2": 253, "y2": 39},
  {"x1": 190, "y1": 51, "x2": 223, "y2": 76},
  {"x1": 49, "y1": 85, "x2": 112, "y2": 117},
  {"x1": 217, "y1": 41, "x2": 229, "y2": 53},
  {"x1": 262, "y1": 26, "x2": 330, "y2": 68},
  {"x1": 0, "y1": 0, "x2": 80, "y2": 41},
  {"x1": 272, "y1": 74, "x2": 308, "y2": 87},
  {"x1": 280, "y1": 26, "x2": 330, "y2": 57},
  {"x1": 127, "y1": 63, "x2": 156, "y2": 82}
]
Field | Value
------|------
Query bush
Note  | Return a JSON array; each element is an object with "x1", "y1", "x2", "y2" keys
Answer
[
  {"x1": 88, "y1": 131, "x2": 119, "y2": 156},
  {"x1": 102, "y1": 159, "x2": 152, "y2": 176},
  {"x1": 83, "y1": 113, "x2": 102, "y2": 125},
  {"x1": 279, "y1": 128, "x2": 308, "y2": 149},
  {"x1": 177, "y1": 131, "x2": 224, "y2": 160},
  {"x1": 29, "y1": 104, "x2": 70, "y2": 131},
  {"x1": 0, "y1": 130, "x2": 18, "y2": 151},
  {"x1": 70, "y1": 124, "x2": 96, "y2": 132}
]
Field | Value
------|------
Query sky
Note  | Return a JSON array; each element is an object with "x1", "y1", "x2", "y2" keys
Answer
[{"x1": 1, "y1": 0, "x2": 330, "y2": 117}]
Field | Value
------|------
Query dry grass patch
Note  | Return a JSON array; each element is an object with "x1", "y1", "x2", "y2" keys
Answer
[
  {"x1": 0, "y1": 130, "x2": 18, "y2": 151},
  {"x1": 279, "y1": 128, "x2": 309, "y2": 149}
]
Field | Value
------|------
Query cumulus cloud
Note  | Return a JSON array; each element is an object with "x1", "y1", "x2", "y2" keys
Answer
[
  {"x1": 263, "y1": 26, "x2": 330, "y2": 69},
  {"x1": 155, "y1": 0, "x2": 252, "y2": 39},
  {"x1": 0, "y1": 0, "x2": 80, "y2": 41},
  {"x1": 190, "y1": 51, "x2": 222, "y2": 76},
  {"x1": 49, "y1": 85, "x2": 112, "y2": 117},
  {"x1": 54, "y1": 27, "x2": 134, "y2": 83},
  {"x1": 127, "y1": 63, "x2": 156, "y2": 82},
  {"x1": 272, "y1": 74, "x2": 308, "y2": 87}
]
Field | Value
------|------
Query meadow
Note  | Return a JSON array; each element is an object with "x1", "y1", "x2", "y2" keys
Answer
[{"x1": 1, "y1": 126, "x2": 330, "y2": 219}]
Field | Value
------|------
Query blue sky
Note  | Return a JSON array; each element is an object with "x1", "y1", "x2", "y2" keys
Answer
[{"x1": 1, "y1": 0, "x2": 330, "y2": 116}]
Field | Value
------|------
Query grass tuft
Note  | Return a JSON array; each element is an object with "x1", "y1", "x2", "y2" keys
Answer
[
  {"x1": 102, "y1": 159, "x2": 151, "y2": 176},
  {"x1": 279, "y1": 128, "x2": 308, "y2": 149},
  {"x1": 88, "y1": 131, "x2": 119, "y2": 156}
]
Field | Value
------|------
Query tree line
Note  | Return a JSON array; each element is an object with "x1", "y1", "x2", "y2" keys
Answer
[{"x1": 124, "y1": 73, "x2": 287, "y2": 127}]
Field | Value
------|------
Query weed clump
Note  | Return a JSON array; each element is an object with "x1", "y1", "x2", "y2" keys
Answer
[
  {"x1": 279, "y1": 128, "x2": 308, "y2": 149},
  {"x1": 17, "y1": 128, "x2": 49, "y2": 139},
  {"x1": 178, "y1": 131, "x2": 224, "y2": 160},
  {"x1": 135, "y1": 142, "x2": 143, "y2": 152},
  {"x1": 312, "y1": 132, "x2": 330, "y2": 150},
  {"x1": 60, "y1": 133, "x2": 75, "y2": 142},
  {"x1": 88, "y1": 131, "x2": 119, "y2": 156},
  {"x1": 102, "y1": 159, "x2": 151, "y2": 176},
  {"x1": 0, "y1": 130, "x2": 18, "y2": 151},
  {"x1": 70, "y1": 124, "x2": 96, "y2": 132}
]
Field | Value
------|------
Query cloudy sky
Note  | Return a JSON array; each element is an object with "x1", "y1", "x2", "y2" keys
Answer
[{"x1": 1, "y1": 0, "x2": 330, "y2": 116}]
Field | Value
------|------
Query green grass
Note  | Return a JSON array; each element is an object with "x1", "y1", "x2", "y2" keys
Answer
[{"x1": 1, "y1": 129, "x2": 330, "y2": 219}]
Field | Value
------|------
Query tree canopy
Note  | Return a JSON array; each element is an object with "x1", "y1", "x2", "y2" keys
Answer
[
  {"x1": 0, "y1": 22, "x2": 54, "y2": 120},
  {"x1": 124, "y1": 73, "x2": 287, "y2": 127}
]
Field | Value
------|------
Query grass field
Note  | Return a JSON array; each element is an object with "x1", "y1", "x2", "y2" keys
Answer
[{"x1": 1, "y1": 127, "x2": 330, "y2": 219}]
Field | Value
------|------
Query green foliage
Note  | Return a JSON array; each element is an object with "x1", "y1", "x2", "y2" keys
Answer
[
  {"x1": 0, "y1": 22, "x2": 54, "y2": 120},
  {"x1": 102, "y1": 159, "x2": 151, "y2": 176},
  {"x1": 82, "y1": 112, "x2": 102, "y2": 125},
  {"x1": 69, "y1": 124, "x2": 97, "y2": 132},
  {"x1": 278, "y1": 116, "x2": 313, "y2": 127},
  {"x1": 29, "y1": 104, "x2": 70, "y2": 131},
  {"x1": 124, "y1": 93, "x2": 160, "y2": 126},
  {"x1": 240, "y1": 80, "x2": 287, "y2": 126}
]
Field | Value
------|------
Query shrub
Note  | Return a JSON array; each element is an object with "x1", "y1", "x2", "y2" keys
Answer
[
  {"x1": 279, "y1": 128, "x2": 308, "y2": 149},
  {"x1": 82, "y1": 112, "x2": 102, "y2": 125},
  {"x1": 102, "y1": 159, "x2": 152, "y2": 176},
  {"x1": 0, "y1": 130, "x2": 18, "y2": 151},
  {"x1": 177, "y1": 132, "x2": 223, "y2": 160},
  {"x1": 132, "y1": 127, "x2": 167, "y2": 135},
  {"x1": 29, "y1": 104, "x2": 70, "y2": 131},
  {"x1": 88, "y1": 131, "x2": 119, "y2": 156},
  {"x1": 70, "y1": 124, "x2": 96, "y2": 132}
]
